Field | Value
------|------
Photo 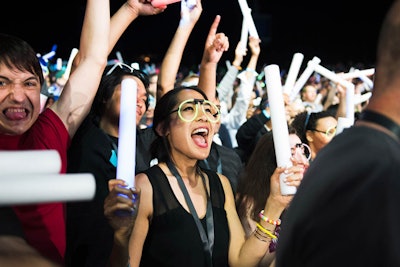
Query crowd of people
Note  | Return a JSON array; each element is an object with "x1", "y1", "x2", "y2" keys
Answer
[{"x1": 2, "y1": 0, "x2": 399, "y2": 266}]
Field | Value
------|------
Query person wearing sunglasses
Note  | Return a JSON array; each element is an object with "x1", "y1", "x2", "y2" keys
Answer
[
  {"x1": 65, "y1": 1, "x2": 166, "y2": 266},
  {"x1": 104, "y1": 85, "x2": 304, "y2": 267},
  {"x1": 236, "y1": 127, "x2": 309, "y2": 267},
  {"x1": 290, "y1": 110, "x2": 337, "y2": 161}
]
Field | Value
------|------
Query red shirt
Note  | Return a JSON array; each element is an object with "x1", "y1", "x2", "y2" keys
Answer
[{"x1": 0, "y1": 108, "x2": 70, "y2": 264}]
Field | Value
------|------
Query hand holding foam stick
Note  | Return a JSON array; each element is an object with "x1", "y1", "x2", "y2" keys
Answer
[{"x1": 265, "y1": 64, "x2": 296, "y2": 195}]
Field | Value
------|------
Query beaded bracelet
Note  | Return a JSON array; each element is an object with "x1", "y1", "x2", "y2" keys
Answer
[
  {"x1": 256, "y1": 222, "x2": 277, "y2": 239},
  {"x1": 253, "y1": 228, "x2": 270, "y2": 242},
  {"x1": 259, "y1": 210, "x2": 281, "y2": 226}
]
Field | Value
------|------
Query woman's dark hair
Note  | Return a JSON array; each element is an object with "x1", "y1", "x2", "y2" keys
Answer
[
  {"x1": 0, "y1": 33, "x2": 44, "y2": 86},
  {"x1": 290, "y1": 110, "x2": 336, "y2": 145},
  {"x1": 150, "y1": 85, "x2": 208, "y2": 162},
  {"x1": 90, "y1": 64, "x2": 150, "y2": 121},
  {"x1": 236, "y1": 125, "x2": 298, "y2": 221}
]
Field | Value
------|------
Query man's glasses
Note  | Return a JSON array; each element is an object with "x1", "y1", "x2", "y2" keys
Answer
[
  {"x1": 291, "y1": 143, "x2": 312, "y2": 161},
  {"x1": 169, "y1": 98, "x2": 221, "y2": 123},
  {"x1": 310, "y1": 126, "x2": 337, "y2": 138}
]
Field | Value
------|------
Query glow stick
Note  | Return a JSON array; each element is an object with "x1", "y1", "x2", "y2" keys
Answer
[
  {"x1": 56, "y1": 58, "x2": 63, "y2": 71},
  {"x1": 237, "y1": 0, "x2": 259, "y2": 38},
  {"x1": 116, "y1": 79, "x2": 137, "y2": 189},
  {"x1": 290, "y1": 56, "x2": 321, "y2": 101},
  {"x1": 62, "y1": 48, "x2": 79, "y2": 80},
  {"x1": 0, "y1": 150, "x2": 61, "y2": 175},
  {"x1": 42, "y1": 51, "x2": 56, "y2": 62},
  {"x1": 312, "y1": 63, "x2": 355, "y2": 124},
  {"x1": 151, "y1": 0, "x2": 180, "y2": 7},
  {"x1": 240, "y1": 9, "x2": 249, "y2": 51},
  {"x1": 116, "y1": 51, "x2": 124, "y2": 63},
  {"x1": 265, "y1": 64, "x2": 296, "y2": 195},
  {"x1": 0, "y1": 173, "x2": 95, "y2": 205},
  {"x1": 340, "y1": 68, "x2": 375, "y2": 80},
  {"x1": 283, "y1": 53, "x2": 304, "y2": 95}
]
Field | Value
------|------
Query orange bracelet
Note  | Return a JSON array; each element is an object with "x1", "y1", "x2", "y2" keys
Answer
[{"x1": 259, "y1": 210, "x2": 281, "y2": 226}]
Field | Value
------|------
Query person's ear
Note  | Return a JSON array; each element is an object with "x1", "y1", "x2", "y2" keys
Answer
[
  {"x1": 155, "y1": 122, "x2": 168, "y2": 136},
  {"x1": 306, "y1": 131, "x2": 313, "y2": 142}
]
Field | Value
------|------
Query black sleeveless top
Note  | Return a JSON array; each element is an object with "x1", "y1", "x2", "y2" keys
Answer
[{"x1": 140, "y1": 166, "x2": 230, "y2": 267}]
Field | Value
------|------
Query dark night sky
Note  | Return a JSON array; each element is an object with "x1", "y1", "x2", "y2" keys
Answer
[{"x1": 1, "y1": 0, "x2": 395, "y2": 73}]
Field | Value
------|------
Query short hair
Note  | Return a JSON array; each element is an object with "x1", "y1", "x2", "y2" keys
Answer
[
  {"x1": 0, "y1": 33, "x2": 44, "y2": 86},
  {"x1": 91, "y1": 65, "x2": 150, "y2": 120}
]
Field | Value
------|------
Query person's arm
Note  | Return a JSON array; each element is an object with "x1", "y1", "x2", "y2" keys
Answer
[
  {"x1": 50, "y1": 0, "x2": 110, "y2": 137},
  {"x1": 221, "y1": 163, "x2": 303, "y2": 266},
  {"x1": 216, "y1": 41, "x2": 246, "y2": 113},
  {"x1": 243, "y1": 36, "x2": 260, "y2": 80},
  {"x1": 222, "y1": 37, "x2": 261, "y2": 130},
  {"x1": 157, "y1": 0, "x2": 203, "y2": 99},
  {"x1": 72, "y1": 0, "x2": 166, "y2": 70},
  {"x1": 197, "y1": 15, "x2": 229, "y2": 103}
]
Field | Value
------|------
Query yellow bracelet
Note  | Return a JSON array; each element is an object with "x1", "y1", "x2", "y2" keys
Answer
[{"x1": 256, "y1": 222, "x2": 277, "y2": 239}]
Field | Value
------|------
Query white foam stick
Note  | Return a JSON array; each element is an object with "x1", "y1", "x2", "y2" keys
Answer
[
  {"x1": 238, "y1": 0, "x2": 259, "y2": 38},
  {"x1": 340, "y1": 68, "x2": 375, "y2": 80},
  {"x1": 283, "y1": 53, "x2": 304, "y2": 95},
  {"x1": 290, "y1": 56, "x2": 321, "y2": 101},
  {"x1": 0, "y1": 173, "x2": 95, "y2": 205},
  {"x1": 354, "y1": 92, "x2": 372, "y2": 105},
  {"x1": 351, "y1": 69, "x2": 374, "y2": 90},
  {"x1": 240, "y1": 14, "x2": 249, "y2": 51},
  {"x1": 336, "y1": 117, "x2": 353, "y2": 135},
  {"x1": 185, "y1": 0, "x2": 196, "y2": 9},
  {"x1": 313, "y1": 63, "x2": 355, "y2": 125},
  {"x1": 116, "y1": 79, "x2": 137, "y2": 189},
  {"x1": 345, "y1": 83, "x2": 355, "y2": 125},
  {"x1": 40, "y1": 93, "x2": 49, "y2": 113},
  {"x1": 0, "y1": 150, "x2": 61, "y2": 175},
  {"x1": 359, "y1": 75, "x2": 374, "y2": 90},
  {"x1": 265, "y1": 64, "x2": 296, "y2": 195},
  {"x1": 313, "y1": 63, "x2": 354, "y2": 89},
  {"x1": 62, "y1": 48, "x2": 79, "y2": 80}
]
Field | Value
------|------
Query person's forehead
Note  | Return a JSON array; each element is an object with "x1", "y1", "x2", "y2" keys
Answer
[
  {"x1": 0, "y1": 64, "x2": 39, "y2": 82},
  {"x1": 305, "y1": 85, "x2": 316, "y2": 92},
  {"x1": 289, "y1": 134, "x2": 301, "y2": 145},
  {"x1": 317, "y1": 116, "x2": 337, "y2": 128},
  {"x1": 177, "y1": 89, "x2": 204, "y2": 101}
]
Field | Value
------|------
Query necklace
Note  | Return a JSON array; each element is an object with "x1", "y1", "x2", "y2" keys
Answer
[{"x1": 166, "y1": 160, "x2": 214, "y2": 267}]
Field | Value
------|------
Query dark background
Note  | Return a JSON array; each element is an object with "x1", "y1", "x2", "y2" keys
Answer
[{"x1": 1, "y1": 0, "x2": 395, "y2": 73}]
